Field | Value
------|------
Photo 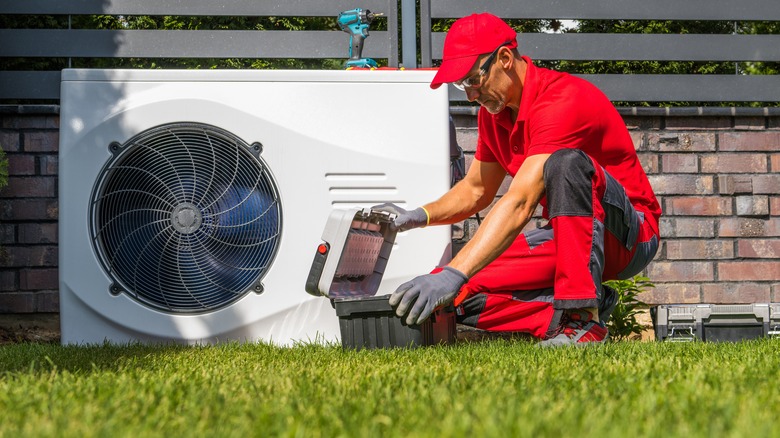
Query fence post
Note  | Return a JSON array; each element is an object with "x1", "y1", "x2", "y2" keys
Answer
[{"x1": 401, "y1": 0, "x2": 417, "y2": 68}]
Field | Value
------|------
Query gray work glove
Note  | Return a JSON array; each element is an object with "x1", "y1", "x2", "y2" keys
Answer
[
  {"x1": 389, "y1": 267, "x2": 468, "y2": 325},
  {"x1": 371, "y1": 203, "x2": 428, "y2": 232}
]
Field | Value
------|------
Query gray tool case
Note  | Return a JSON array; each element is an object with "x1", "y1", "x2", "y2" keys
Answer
[
  {"x1": 653, "y1": 303, "x2": 780, "y2": 342},
  {"x1": 305, "y1": 208, "x2": 456, "y2": 349}
]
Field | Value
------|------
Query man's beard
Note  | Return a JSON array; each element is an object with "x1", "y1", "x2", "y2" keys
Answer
[{"x1": 479, "y1": 97, "x2": 506, "y2": 114}]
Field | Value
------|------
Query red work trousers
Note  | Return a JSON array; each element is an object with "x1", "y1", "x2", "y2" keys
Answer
[{"x1": 453, "y1": 149, "x2": 659, "y2": 338}]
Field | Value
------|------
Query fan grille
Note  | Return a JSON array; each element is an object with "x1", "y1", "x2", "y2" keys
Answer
[{"x1": 91, "y1": 123, "x2": 282, "y2": 313}]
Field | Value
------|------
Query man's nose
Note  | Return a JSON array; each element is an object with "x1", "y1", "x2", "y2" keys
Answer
[{"x1": 465, "y1": 87, "x2": 480, "y2": 103}]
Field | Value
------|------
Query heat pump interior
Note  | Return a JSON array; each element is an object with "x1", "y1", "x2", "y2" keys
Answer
[
  {"x1": 59, "y1": 69, "x2": 452, "y2": 345},
  {"x1": 305, "y1": 208, "x2": 396, "y2": 298}
]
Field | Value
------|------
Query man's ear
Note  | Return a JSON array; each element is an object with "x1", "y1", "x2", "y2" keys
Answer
[{"x1": 498, "y1": 47, "x2": 514, "y2": 70}]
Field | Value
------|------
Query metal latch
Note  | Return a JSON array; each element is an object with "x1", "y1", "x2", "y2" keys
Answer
[{"x1": 668, "y1": 326, "x2": 695, "y2": 342}]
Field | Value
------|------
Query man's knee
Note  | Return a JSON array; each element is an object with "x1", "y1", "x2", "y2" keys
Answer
[
  {"x1": 543, "y1": 149, "x2": 595, "y2": 217},
  {"x1": 543, "y1": 149, "x2": 593, "y2": 185}
]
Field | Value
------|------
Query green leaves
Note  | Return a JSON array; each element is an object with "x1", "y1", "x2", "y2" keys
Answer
[{"x1": 604, "y1": 275, "x2": 654, "y2": 341}]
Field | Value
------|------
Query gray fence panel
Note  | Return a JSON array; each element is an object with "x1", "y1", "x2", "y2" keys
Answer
[
  {"x1": 428, "y1": 0, "x2": 780, "y2": 20},
  {"x1": 431, "y1": 33, "x2": 780, "y2": 62},
  {"x1": 448, "y1": 75, "x2": 780, "y2": 102},
  {"x1": 0, "y1": 0, "x2": 394, "y2": 16},
  {"x1": 0, "y1": 29, "x2": 391, "y2": 59},
  {"x1": 0, "y1": 71, "x2": 60, "y2": 100}
]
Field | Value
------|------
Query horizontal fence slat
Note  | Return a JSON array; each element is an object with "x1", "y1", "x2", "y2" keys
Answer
[
  {"x1": 430, "y1": 33, "x2": 780, "y2": 62},
  {"x1": 448, "y1": 75, "x2": 780, "y2": 102},
  {"x1": 0, "y1": 71, "x2": 60, "y2": 99},
  {"x1": 0, "y1": 29, "x2": 391, "y2": 59},
  {"x1": 429, "y1": 0, "x2": 780, "y2": 20},
  {"x1": 0, "y1": 0, "x2": 394, "y2": 16}
]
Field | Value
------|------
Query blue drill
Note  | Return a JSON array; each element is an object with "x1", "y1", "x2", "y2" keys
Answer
[{"x1": 337, "y1": 8, "x2": 383, "y2": 68}]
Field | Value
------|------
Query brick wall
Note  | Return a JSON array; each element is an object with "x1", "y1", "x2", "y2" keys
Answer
[
  {"x1": 0, "y1": 108, "x2": 60, "y2": 314},
  {"x1": 451, "y1": 109, "x2": 780, "y2": 306},
  {"x1": 0, "y1": 107, "x2": 778, "y2": 320}
]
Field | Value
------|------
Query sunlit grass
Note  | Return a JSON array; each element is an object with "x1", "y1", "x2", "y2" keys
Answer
[{"x1": 1, "y1": 339, "x2": 779, "y2": 437}]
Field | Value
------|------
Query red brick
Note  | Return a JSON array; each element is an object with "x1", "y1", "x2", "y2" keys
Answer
[
  {"x1": 637, "y1": 153, "x2": 658, "y2": 174},
  {"x1": 7, "y1": 154, "x2": 35, "y2": 176},
  {"x1": 661, "y1": 154, "x2": 698, "y2": 173},
  {"x1": 701, "y1": 283, "x2": 771, "y2": 303},
  {"x1": 700, "y1": 153, "x2": 767, "y2": 173},
  {"x1": 665, "y1": 240, "x2": 734, "y2": 260},
  {"x1": 0, "y1": 246, "x2": 58, "y2": 268},
  {"x1": 733, "y1": 117, "x2": 766, "y2": 131},
  {"x1": 772, "y1": 197, "x2": 780, "y2": 216},
  {"x1": 736, "y1": 195, "x2": 769, "y2": 217},
  {"x1": 0, "y1": 293, "x2": 35, "y2": 313},
  {"x1": 495, "y1": 175, "x2": 513, "y2": 196},
  {"x1": 648, "y1": 175, "x2": 713, "y2": 195},
  {"x1": 719, "y1": 132, "x2": 780, "y2": 151},
  {"x1": 718, "y1": 261, "x2": 780, "y2": 281},
  {"x1": 0, "y1": 199, "x2": 59, "y2": 221},
  {"x1": 456, "y1": 128, "x2": 478, "y2": 153},
  {"x1": 647, "y1": 133, "x2": 716, "y2": 152},
  {"x1": 39, "y1": 155, "x2": 58, "y2": 175},
  {"x1": 646, "y1": 261, "x2": 714, "y2": 282},
  {"x1": 719, "y1": 218, "x2": 780, "y2": 237},
  {"x1": 0, "y1": 131, "x2": 21, "y2": 153},
  {"x1": 665, "y1": 197, "x2": 732, "y2": 216},
  {"x1": 751, "y1": 175, "x2": 780, "y2": 195},
  {"x1": 1, "y1": 116, "x2": 58, "y2": 130},
  {"x1": 18, "y1": 223, "x2": 58, "y2": 244},
  {"x1": 637, "y1": 282, "x2": 701, "y2": 305},
  {"x1": 19, "y1": 269, "x2": 59, "y2": 291},
  {"x1": 23, "y1": 131, "x2": 59, "y2": 153},
  {"x1": 738, "y1": 239, "x2": 780, "y2": 258},
  {"x1": 665, "y1": 117, "x2": 731, "y2": 131},
  {"x1": 717, "y1": 175, "x2": 753, "y2": 195},
  {"x1": 659, "y1": 218, "x2": 715, "y2": 238},
  {"x1": 0, "y1": 224, "x2": 14, "y2": 245},
  {"x1": 0, "y1": 270, "x2": 17, "y2": 291},
  {"x1": 0, "y1": 177, "x2": 56, "y2": 198},
  {"x1": 35, "y1": 290, "x2": 59, "y2": 312},
  {"x1": 771, "y1": 154, "x2": 780, "y2": 172},
  {"x1": 630, "y1": 131, "x2": 644, "y2": 151}
]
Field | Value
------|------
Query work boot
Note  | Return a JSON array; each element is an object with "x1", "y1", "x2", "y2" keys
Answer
[
  {"x1": 537, "y1": 309, "x2": 608, "y2": 347},
  {"x1": 599, "y1": 285, "x2": 618, "y2": 324}
]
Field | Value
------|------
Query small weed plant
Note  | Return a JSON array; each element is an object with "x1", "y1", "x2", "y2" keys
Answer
[{"x1": 604, "y1": 274, "x2": 654, "y2": 341}]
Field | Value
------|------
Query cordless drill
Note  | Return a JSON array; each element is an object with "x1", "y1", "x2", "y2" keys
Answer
[{"x1": 337, "y1": 8, "x2": 383, "y2": 68}]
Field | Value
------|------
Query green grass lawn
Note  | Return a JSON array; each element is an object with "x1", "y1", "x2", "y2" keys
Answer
[{"x1": 1, "y1": 339, "x2": 779, "y2": 437}]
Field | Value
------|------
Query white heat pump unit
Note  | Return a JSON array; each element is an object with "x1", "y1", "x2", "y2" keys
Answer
[{"x1": 59, "y1": 69, "x2": 451, "y2": 345}]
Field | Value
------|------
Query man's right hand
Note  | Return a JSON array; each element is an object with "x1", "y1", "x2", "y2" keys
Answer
[{"x1": 371, "y1": 203, "x2": 429, "y2": 232}]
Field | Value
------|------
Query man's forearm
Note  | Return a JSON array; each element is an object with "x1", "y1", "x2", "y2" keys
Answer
[{"x1": 423, "y1": 183, "x2": 485, "y2": 226}]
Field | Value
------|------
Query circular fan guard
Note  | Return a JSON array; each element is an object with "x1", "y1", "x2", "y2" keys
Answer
[{"x1": 90, "y1": 123, "x2": 282, "y2": 313}]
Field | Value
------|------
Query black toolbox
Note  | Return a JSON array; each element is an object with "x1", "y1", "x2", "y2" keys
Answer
[
  {"x1": 653, "y1": 303, "x2": 780, "y2": 342},
  {"x1": 306, "y1": 208, "x2": 456, "y2": 349},
  {"x1": 334, "y1": 295, "x2": 456, "y2": 349}
]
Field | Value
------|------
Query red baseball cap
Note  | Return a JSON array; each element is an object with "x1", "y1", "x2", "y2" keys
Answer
[{"x1": 430, "y1": 13, "x2": 518, "y2": 89}]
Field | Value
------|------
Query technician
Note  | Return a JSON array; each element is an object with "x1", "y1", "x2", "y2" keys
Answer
[{"x1": 374, "y1": 13, "x2": 661, "y2": 346}]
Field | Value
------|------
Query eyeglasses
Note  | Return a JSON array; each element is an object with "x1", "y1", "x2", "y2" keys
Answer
[{"x1": 452, "y1": 41, "x2": 513, "y2": 91}]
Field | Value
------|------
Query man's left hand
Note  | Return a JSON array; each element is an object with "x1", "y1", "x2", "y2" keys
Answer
[{"x1": 389, "y1": 267, "x2": 468, "y2": 325}]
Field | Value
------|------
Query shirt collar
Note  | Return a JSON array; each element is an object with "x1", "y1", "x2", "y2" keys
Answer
[{"x1": 516, "y1": 56, "x2": 537, "y2": 123}]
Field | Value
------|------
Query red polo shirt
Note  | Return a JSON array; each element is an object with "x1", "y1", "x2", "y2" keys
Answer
[{"x1": 476, "y1": 57, "x2": 661, "y2": 226}]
